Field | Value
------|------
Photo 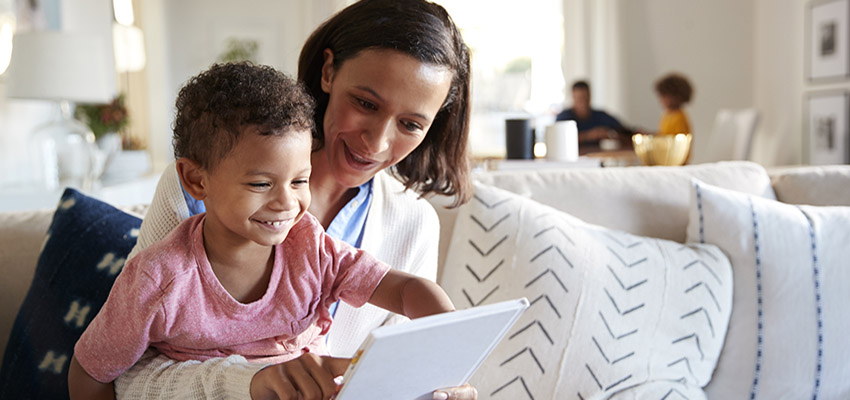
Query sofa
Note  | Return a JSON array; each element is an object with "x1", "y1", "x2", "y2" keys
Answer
[{"x1": 0, "y1": 161, "x2": 848, "y2": 399}]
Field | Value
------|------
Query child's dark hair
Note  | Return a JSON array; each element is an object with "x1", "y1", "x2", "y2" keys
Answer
[
  {"x1": 655, "y1": 73, "x2": 694, "y2": 105},
  {"x1": 173, "y1": 62, "x2": 315, "y2": 170}
]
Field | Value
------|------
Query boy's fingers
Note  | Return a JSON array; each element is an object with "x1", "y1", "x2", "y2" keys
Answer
[
  {"x1": 320, "y1": 356, "x2": 351, "y2": 377},
  {"x1": 433, "y1": 383, "x2": 478, "y2": 400}
]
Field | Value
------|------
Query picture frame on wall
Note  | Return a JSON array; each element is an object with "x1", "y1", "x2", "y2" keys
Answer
[
  {"x1": 807, "y1": 0, "x2": 850, "y2": 81},
  {"x1": 805, "y1": 91, "x2": 850, "y2": 165}
]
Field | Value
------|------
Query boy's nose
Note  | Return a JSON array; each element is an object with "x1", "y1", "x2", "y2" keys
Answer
[{"x1": 269, "y1": 188, "x2": 297, "y2": 211}]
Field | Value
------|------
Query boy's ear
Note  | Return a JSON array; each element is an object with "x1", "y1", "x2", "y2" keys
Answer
[
  {"x1": 175, "y1": 158, "x2": 207, "y2": 201},
  {"x1": 320, "y1": 48, "x2": 335, "y2": 94}
]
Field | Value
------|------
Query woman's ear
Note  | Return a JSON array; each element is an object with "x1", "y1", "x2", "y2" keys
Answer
[
  {"x1": 175, "y1": 158, "x2": 207, "y2": 201},
  {"x1": 320, "y1": 48, "x2": 335, "y2": 94}
]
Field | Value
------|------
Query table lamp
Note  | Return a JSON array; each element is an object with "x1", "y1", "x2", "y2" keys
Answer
[{"x1": 5, "y1": 31, "x2": 113, "y2": 191}]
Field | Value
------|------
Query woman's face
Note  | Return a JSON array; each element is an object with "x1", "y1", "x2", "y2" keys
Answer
[{"x1": 319, "y1": 48, "x2": 453, "y2": 189}]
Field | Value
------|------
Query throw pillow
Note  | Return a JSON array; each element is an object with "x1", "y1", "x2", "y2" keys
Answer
[
  {"x1": 439, "y1": 182, "x2": 733, "y2": 399},
  {"x1": 688, "y1": 179, "x2": 850, "y2": 400},
  {"x1": 0, "y1": 189, "x2": 142, "y2": 399}
]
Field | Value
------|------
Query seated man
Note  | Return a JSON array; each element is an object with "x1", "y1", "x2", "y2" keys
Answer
[{"x1": 556, "y1": 80, "x2": 632, "y2": 152}]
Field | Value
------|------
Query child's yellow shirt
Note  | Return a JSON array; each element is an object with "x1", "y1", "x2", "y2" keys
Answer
[{"x1": 658, "y1": 109, "x2": 691, "y2": 135}]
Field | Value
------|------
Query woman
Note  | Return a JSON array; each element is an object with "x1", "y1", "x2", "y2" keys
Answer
[{"x1": 115, "y1": 0, "x2": 475, "y2": 399}]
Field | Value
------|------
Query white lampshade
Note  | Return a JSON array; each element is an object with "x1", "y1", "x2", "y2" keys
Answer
[
  {"x1": 5, "y1": 31, "x2": 113, "y2": 103},
  {"x1": 113, "y1": 24, "x2": 146, "y2": 73}
]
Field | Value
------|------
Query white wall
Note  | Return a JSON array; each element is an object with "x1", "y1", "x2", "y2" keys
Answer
[{"x1": 613, "y1": 0, "x2": 757, "y2": 164}]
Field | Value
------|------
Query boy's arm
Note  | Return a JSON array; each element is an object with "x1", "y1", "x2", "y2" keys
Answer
[
  {"x1": 368, "y1": 269, "x2": 455, "y2": 319},
  {"x1": 68, "y1": 355, "x2": 115, "y2": 400}
]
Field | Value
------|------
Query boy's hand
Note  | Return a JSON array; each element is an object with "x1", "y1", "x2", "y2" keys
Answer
[
  {"x1": 433, "y1": 383, "x2": 478, "y2": 400},
  {"x1": 250, "y1": 353, "x2": 350, "y2": 400}
]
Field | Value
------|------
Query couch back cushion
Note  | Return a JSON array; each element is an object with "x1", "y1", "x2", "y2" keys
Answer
[
  {"x1": 769, "y1": 165, "x2": 850, "y2": 206},
  {"x1": 439, "y1": 182, "x2": 733, "y2": 399},
  {"x1": 429, "y1": 161, "x2": 774, "y2": 279}
]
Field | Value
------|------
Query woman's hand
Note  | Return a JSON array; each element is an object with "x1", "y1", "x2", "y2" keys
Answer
[
  {"x1": 433, "y1": 383, "x2": 478, "y2": 400},
  {"x1": 249, "y1": 353, "x2": 350, "y2": 400}
]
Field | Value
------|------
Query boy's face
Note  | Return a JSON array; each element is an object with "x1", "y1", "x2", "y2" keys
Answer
[{"x1": 200, "y1": 128, "x2": 312, "y2": 249}]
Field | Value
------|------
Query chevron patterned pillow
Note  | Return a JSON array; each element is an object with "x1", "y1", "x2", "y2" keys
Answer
[
  {"x1": 688, "y1": 179, "x2": 850, "y2": 400},
  {"x1": 439, "y1": 182, "x2": 733, "y2": 400}
]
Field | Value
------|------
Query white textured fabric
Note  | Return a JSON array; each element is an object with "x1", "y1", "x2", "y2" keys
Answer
[
  {"x1": 769, "y1": 164, "x2": 850, "y2": 206},
  {"x1": 439, "y1": 183, "x2": 732, "y2": 399},
  {"x1": 118, "y1": 162, "x2": 439, "y2": 399},
  {"x1": 687, "y1": 179, "x2": 850, "y2": 400}
]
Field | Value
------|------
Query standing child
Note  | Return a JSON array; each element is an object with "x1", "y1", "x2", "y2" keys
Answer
[
  {"x1": 67, "y1": 62, "x2": 455, "y2": 400},
  {"x1": 655, "y1": 72, "x2": 694, "y2": 135}
]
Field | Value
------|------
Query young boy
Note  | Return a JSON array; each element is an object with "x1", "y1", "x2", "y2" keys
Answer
[
  {"x1": 655, "y1": 72, "x2": 694, "y2": 135},
  {"x1": 68, "y1": 62, "x2": 455, "y2": 399}
]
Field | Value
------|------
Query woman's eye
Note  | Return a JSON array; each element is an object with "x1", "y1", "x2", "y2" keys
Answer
[
  {"x1": 402, "y1": 120, "x2": 424, "y2": 133},
  {"x1": 356, "y1": 98, "x2": 377, "y2": 111}
]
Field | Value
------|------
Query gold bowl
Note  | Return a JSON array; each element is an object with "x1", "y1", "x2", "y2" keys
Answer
[{"x1": 631, "y1": 133, "x2": 693, "y2": 166}]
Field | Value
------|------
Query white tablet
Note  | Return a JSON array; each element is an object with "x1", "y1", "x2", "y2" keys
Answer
[{"x1": 335, "y1": 298, "x2": 529, "y2": 400}]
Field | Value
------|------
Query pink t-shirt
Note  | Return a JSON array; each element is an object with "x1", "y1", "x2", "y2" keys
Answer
[{"x1": 75, "y1": 213, "x2": 390, "y2": 383}]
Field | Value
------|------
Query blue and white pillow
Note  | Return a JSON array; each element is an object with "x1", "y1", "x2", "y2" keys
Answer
[
  {"x1": 440, "y1": 182, "x2": 733, "y2": 399},
  {"x1": 0, "y1": 189, "x2": 141, "y2": 399},
  {"x1": 689, "y1": 179, "x2": 850, "y2": 400}
]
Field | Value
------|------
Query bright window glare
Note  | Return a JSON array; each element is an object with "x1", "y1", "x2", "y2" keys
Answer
[
  {"x1": 0, "y1": 21, "x2": 12, "y2": 76},
  {"x1": 436, "y1": 0, "x2": 565, "y2": 157},
  {"x1": 112, "y1": 0, "x2": 134, "y2": 26}
]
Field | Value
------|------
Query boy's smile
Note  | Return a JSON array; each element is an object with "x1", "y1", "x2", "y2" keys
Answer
[{"x1": 198, "y1": 127, "x2": 313, "y2": 252}]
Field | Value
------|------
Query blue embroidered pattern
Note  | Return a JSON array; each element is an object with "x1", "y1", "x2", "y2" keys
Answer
[
  {"x1": 695, "y1": 183, "x2": 705, "y2": 244},
  {"x1": 800, "y1": 209, "x2": 824, "y2": 400},
  {"x1": 749, "y1": 198, "x2": 764, "y2": 400}
]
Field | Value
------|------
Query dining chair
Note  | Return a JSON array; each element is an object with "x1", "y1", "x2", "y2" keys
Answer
[{"x1": 694, "y1": 108, "x2": 760, "y2": 163}]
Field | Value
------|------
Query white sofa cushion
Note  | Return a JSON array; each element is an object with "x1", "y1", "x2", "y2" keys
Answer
[
  {"x1": 687, "y1": 179, "x2": 850, "y2": 400},
  {"x1": 429, "y1": 161, "x2": 775, "y2": 279},
  {"x1": 439, "y1": 183, "x2": 733, "y2": 399},
  {"x1": 769, "y1": 165, "x2": 850, "y2": 206}
]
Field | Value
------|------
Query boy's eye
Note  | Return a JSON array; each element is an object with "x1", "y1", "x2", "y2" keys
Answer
[
  {"x1": 248, "y1": 182, "x2": 271, "y2": 189},
  {"x1": 292, "y1": 179, "x2": 309, "y2": 186}
]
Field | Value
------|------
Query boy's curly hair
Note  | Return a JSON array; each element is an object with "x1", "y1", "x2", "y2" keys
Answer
[
  {"x1": 655, "y1": 73, "x2": 694, "y2": 105},
  {"x1": 173, "y1": 62, "x2": 315, "y2": 170}
]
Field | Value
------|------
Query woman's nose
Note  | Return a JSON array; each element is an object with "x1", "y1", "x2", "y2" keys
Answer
[{"x1": 360, "y1": 118, "x2": 393, "y2": 154}]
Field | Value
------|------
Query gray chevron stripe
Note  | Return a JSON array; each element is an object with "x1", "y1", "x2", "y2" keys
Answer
[
  {"x1": 534, "y1": 226, "x2": 576, "y2": 245},
  {"x1": 682, "y1": 259, "x2": 722, "y2": 285},
  {"x1": 608, "y1": 246, "x2": 648, "y2": 268},
  {"x1": 603, "y1": 231, "x2": 643, "y2": 248},
  {"x1": 585, "y1": 363, "x2": 633, "y2": 391},
  {"x1": 607, "y1": 265, "x2": 648, "y2": 291},
  {"x1": 473, "y1": 194, "x2": 511, "y2": 209},
  {"x1": 530, "y1": 245, "x2": 575, "y2": 268},
  {"x1": 599, "y1": 311, "x2": 638, "y2": 340},
  {"x1": 468, "y1": 235, "x2": 509, "y2": 256},
  {"x1": 500, "y1": 347, "x2": 545, "y2": 374},
  {"x1": 510, "y1": 320, "x2": 554, "y2": 345},
  {"x1": 661, "y1": 388, "x2": 691, "y2": 400},
  {"x1": 604, "y1": 288, "x2": 645, "y2": 316},
  {"x1": 525, "y1": 269, "x2": 568, "y2": 293},
  {"x1": 680, "y1": 308, "x2": 715, "y2": 337},
  {"x1": 684, "y1": 282, "x2": 721, "y2": 312},
  {"x1": 471, "y1": 213, "x2": 510, "y2": 232},
  {"x1": 672, "y1": 334, "x2": 705, "y2": 360},
  {"x1": 461, "y1": 286, "x2": 499, "y2": 307},
  {"x1": 592, "y1": 336, "x2": 635, "y2": 365},
  {"x1": 491, "y1": 376, "x2": 534, "y2": 400},
  {"x1": 529, "y1": 294, "x2": 562, "y2": 319},
  {"x1": 465, "y1": 259, "x2": 504, "y2": 282}
]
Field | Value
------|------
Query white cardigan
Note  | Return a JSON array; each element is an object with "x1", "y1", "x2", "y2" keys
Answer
[{"x1": 116, "y1": 162, "x2": 440, "y2": 399}]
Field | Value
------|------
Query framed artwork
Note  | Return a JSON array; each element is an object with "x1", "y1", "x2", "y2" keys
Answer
[
  {"x1": 807, "y1": 0, "x2": 850, "y2": 81},
  {"x1": 805, "y1": 91, "x2": 850, "y2": 165}
]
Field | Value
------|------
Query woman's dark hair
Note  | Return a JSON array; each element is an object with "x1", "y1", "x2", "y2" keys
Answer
[
  {"x1": 173, "y1": 62, "x2": 315, "y2": 170},
  {"x1": 655, "y1": 73, "x2": 694, "y2": 106},
  {"x1": 298, "y1": 0, "x2": 472, "y2": 206}
]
